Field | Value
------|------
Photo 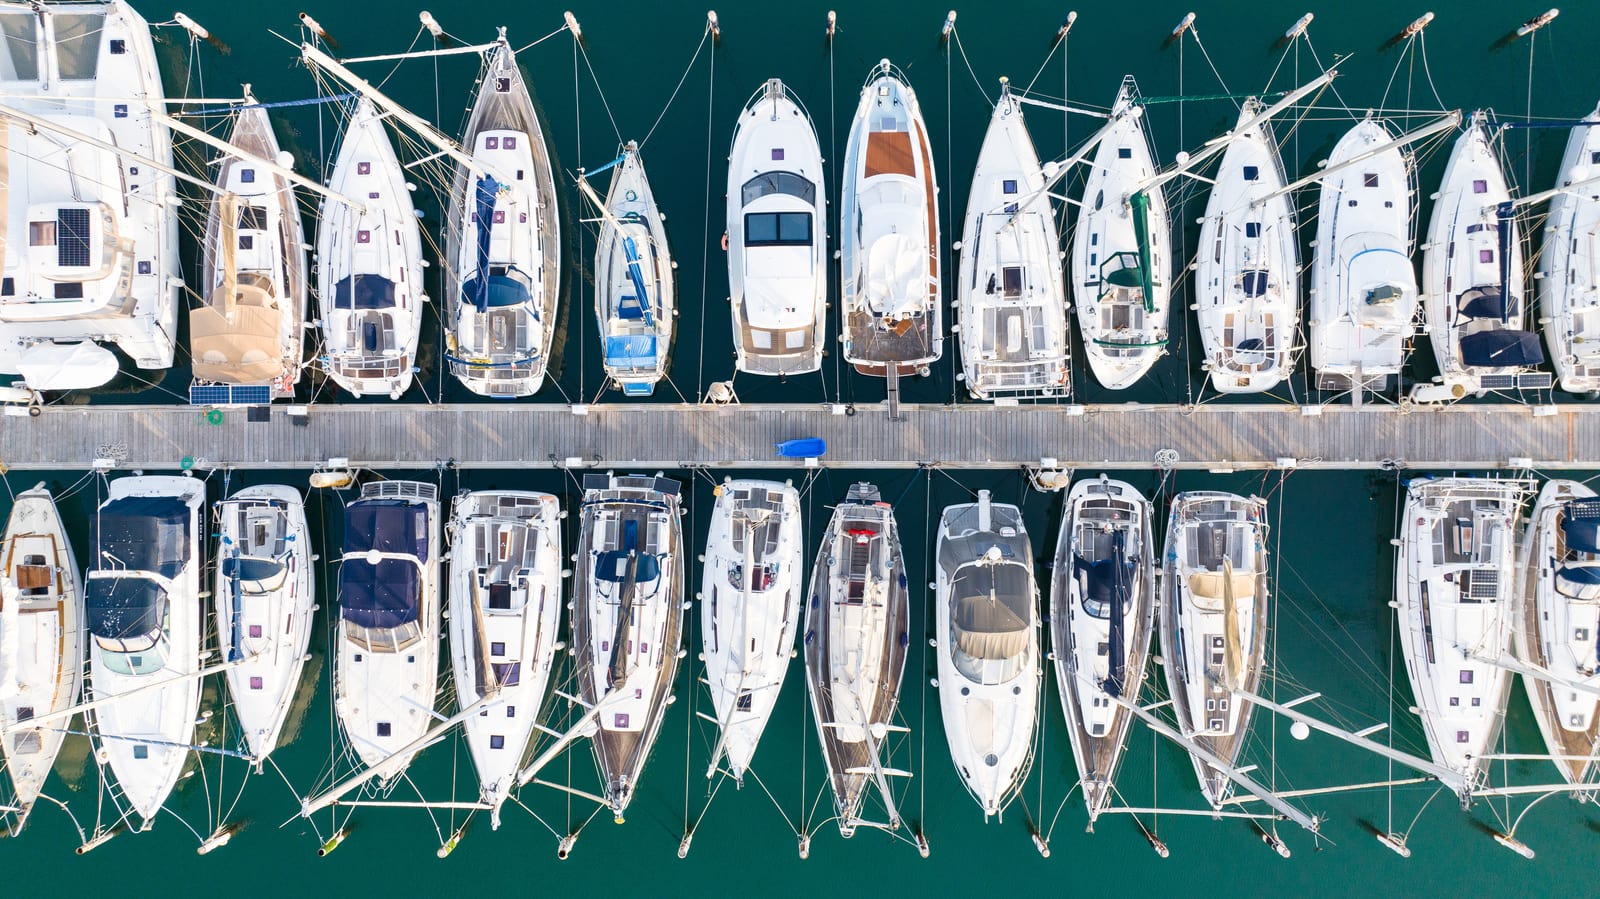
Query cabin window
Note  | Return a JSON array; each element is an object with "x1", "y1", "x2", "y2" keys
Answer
[
  {"x1": 1245, "y1": 222, "x2": 1261, "y2": 239},
  {"x1": 744, "y1": 211, "x2": 812, "y2": 247},
  {"x1": 1002, "y1": 179, "x2": 1018, "y2": 195},
  {"x1": 742, "y1": 171, "x2": 814, "y2": 205},
  {"x1": 491, "y1": 641, "x2": 506, "y2": 656},
  {"x1": 1449, "y1": 697, "x2": 1459, "y2": 706},
  {"x1": 240, "y1": 168, "x2": 257, "y2": 185},
  {"x1": 377, "y1": 722, "x2": 392, "y2": 737},
  {"x1": 28, "y1": 221, "x2": 55, "y2": 246},
  {"x1": 1455, "y1": 730, "x2": 1469, "y2": 743},
  {"x1": 1118, "y1": 147, "x2": 1132, "y2": 159},
  {"x1": 133, "y1": 745, "x2": 148, "y2": 759},
  {"x1": 248, "y1": 625, "x2": 263, "y2": 638},
  {"x1": 54, "y1": 283, "x2": 83, "y2": 300},
  {"x1": 736, "y1": 692, "x2": 753, "y2": 712},
  {"x1": 504, "y1": 137, "x2": 517, "y2": 150},
  {"x1": 770, "y1": 148, "x2": 785, "y2": 161},
  {"x1": 1002, "y1": 266, "x2": 1023, "y2": 297},
  {"x1": 250, "y1": 676, "x2": 264, "y2": 690},
  {"x1": 1096, "y1": 640, "x2": 1109, "y2": 657},
  {"x1": 238, "y1": 206, "x2": 267, "y2": 232},
  {"x1": 1, "y1": 277, "x2": 13, "y2": 296},
  {"x1": 1479, "y1": 250, "x2": 1494, "y2": 264},
  {"x1": 0, "y1": 12, "x2": 38, "y2": 82},
  {"x1": 1577, "y1": 628, "x2": 1590, "y2": 641},
  {"x1": 1364, "y1": 173, "x2": 1379, "y2": 188},
  {"x1": 110, "y1": 39, "x2": 126, "y2": 54},
  {"x1": 493, "y1": 662, "x2": 521, "y2": 686},
  {"x1": 1471, "y1": 697, "x2": 1481, "y2": 707},
  {"x1": 495, "y1": 76, "x2": 510, "y2": 93},
  {"x1": 1243, "y1": 165, "x2": 1260, "y2": 181},
  {"x1": 487, "y1": 137, "x2": 499, "y2": 150},
  {"x1": 357, "y1": 162, "x2": 371, "y2": 176},
  {"x1": 54, "y1": 13, "x2": 104, "y2": 80},
  {"x1": 490, "y1": 735, "x2": 505, "y2": 749},
  {"x1": 1458, "y1": 670, "x2": 1473, "y2": 684},
  {"x1": 1472, "y1": 179, "x2": 1487, "y2": 194}
]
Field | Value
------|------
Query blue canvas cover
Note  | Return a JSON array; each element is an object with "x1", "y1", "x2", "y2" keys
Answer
[
  {"x1": 461, "y1": 273, "x2": 532, "y2": 311},
  {"x1": 334, "y1": 274, "x2": 396, "y2": 310},
  {"x1": 85, "y1": 577, "x2": 165, "y2": 640},
  {"x1": 95, "y1": 496, "x2": 191, "y2": 578},
  {"x1": 470, "y1": 175, "x2": 501, "y2": 312},
  {"x1": 1459, "y1": 286, "x2": 1515, "y2": 320},
  {"x1": 345, "y1": 499, "x2": 430, "y2": 561},
  {"x1": 1562, "y1": 501, "x2": 1600, "y2": 554},
  {"x1": 339, "y1": 558, "x2": 421, "y2": 628},
  {"x1": 1460, "y1": 329, "x2": 1544, "y2": 368},
  {"x1": 604, "y1": 334, "x2": 658, "y2": 369}
]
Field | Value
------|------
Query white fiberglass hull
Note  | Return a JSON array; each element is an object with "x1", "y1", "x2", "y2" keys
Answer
[
  {"x1": 596, "y1": 146, "x2": 675, "y2": 397},
  {"x1": 215, "y1": 486, "x2": 313, "y2": 763},
  {"x1": 957, "y1": 87, "x2": 1069, "y2": 399},
  {"x1": 1194, "y1": 101, "x2": 1299, "y2": 394},
  {"x1": 1, "y1": 486, "x2": 82, "y2": 829},
  {"x1": 1308, "y1": 118, "x2": 1417, "y2": 392},
  {"x1": 700, "y1": 480, "x2": 802, "y2": 781},
  {"x1": 447, "y1": 491, "x2": 562, "y2": 822},
  {"x1": 1539, "y1": 104, "x2": 1600, "y2": 394}
]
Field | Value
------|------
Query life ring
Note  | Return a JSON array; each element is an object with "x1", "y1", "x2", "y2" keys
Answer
[
  {"x1": 625, "y1": 189, "x2": 637, "y2": 202},
  {"x1": 206, "y1": 408, "x2": 224, "y2": 425}
]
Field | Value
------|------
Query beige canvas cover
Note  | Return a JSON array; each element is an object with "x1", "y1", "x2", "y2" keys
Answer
[
  {"x1": 191, "y1": 280, "x2": 283, "y2": 384},
  {"x1": 955, "y1": 592, "x2": 1029, "y2": 660}
]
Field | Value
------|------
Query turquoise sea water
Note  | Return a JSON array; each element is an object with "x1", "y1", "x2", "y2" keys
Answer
[{"x1": 5, "y1": 0, "x2": 1600, "y2": 895}]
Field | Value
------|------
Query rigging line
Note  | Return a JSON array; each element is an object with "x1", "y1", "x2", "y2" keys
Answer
[
  {"x1": 949, "y1": 29, "x2": 992, "y2": 106},
  {"x1": 946, "y1": 33, "x2": 957, "y2": 409},
  {"x1": 831, "y1": 25, "x2": 841, "y2": 402},
  {"x1": 576, "y1": 42, "x2": 624, "y2": 148},
  {"x1": 574, "y1": 35, "x2": 587, "y2": 401},
  {"x1": 1417, "y1": 32, "x2": 1447, "y2": 115},
  {"x1": 1021, "y1": 28, "x2": 1065, "y2": 99},
  {"x1": 515, "y1": 24, "x2": 571, "y2": 55},
  {"x1": 641, "y1": 23, "x2": 712, "y2": 149},
  {"x1": 696, "y1": 36, "x2": 716, "y2": 401},
  {"x1": 375, "y1": 27, "x2": 427, "y2": 93},
  {"x1": 918, "y1": 468, "x2": 931, "y2": 824},
  {"x1": 1187, "y1": 27, "x2": 1235, "y2": 110}
]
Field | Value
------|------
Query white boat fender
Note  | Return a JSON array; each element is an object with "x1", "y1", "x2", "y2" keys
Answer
[{"x1": 298, "y1": 12, "x2": 335, "y2": 47}]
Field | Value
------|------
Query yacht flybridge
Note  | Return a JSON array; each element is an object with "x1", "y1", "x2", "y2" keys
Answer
[
  {"x1": 1072, "y1": 77, "x2": 1172, "y2": 390},
  {"x1": 1051, "y1": 476, "x2": 1155, "y2": 826},
  {"x1": 1514, "y1": 480, "x2": 1600, "y2": 787},
  {"x1": 1395, "y1": 477, "x2": 1522, "y2": 796},
  {"x1": 804, "y1": 482, "x2": 911, "y2": 837},
  {"x1": 934, "y1": 491, "x2": 1038, "y2": 819},
  {"x1": 840, "y1": 61, "x2": 941, "y2": 378},
  {"x1": 586, "y1": 142, "x2": 675, "y2": 397},
  {"x1": 215, "y1": 485, "x2": 313, "y2": 766},
  {"x1": 1308, "y1": 118, "x2": 1419, "y2": 396},
  {"x1": 317, "y1": 98, "x2": 426, "y2": 400},
  {"x1": 700, "y1": 479, "x2": 803, "y2": 783},
  {"x1": 1194, "y1": 98, "x2": 1300, "y2": 394},
  {"x1": 189, "y1": 91, "x2": 309, "y2": 406},
  {"x1": 726, "y1": 79, "x2": 827, "y2": 376},
  {"x1": 334, "y1": 481, "x2": 441, "y2": 778},
  {"x1": 447, "y1": 490, "x2": 562, "y2": 827},
  {"x1": 1538, "y1": 104, "x2": 1600, "y2": 395},
  {"x1": 572, "y1": 474, "x2": 684, "y2": 821},
  {"x1": 85, "y1": 475, "x2": 206, "y2": 830},
  {"x1": 1416, "y1": 116, "x2": 1546, "y2": 402},
  {"x1": 444, "y1": 35, "x2": 560, "y2": 398},
  {"x1": 0, "y1": 1, "x2": 180, "y2": 391},
  {"x1": 1160, "y1": 491, "x2": 1270, "y2": 808},
  {"x1": 956, "y1": 81, "x2": 1069, "y2": 400},
  {"x1": 1, "y1": 485, "x2": 80, "y2": 834}
]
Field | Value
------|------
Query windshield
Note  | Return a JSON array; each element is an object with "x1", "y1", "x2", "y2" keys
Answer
[
  {"x1": 97, "y1": 636, "x2": 169, "y2": 676},
  {"x1": 745, "y1": 211, "x2": 812, "y2": 247},
  {"x1": 343, "y1": 618, "x2": 423, "y2": 653},
  {"x1": 742, "y1": 172, "x2": 816, "y2": 206}
]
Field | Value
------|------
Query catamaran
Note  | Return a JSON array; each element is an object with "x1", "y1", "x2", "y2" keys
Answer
[
  {"x1": 572, "y1": 474, "x2": 684, "y2": 821},
  {"x1": 1194, "y1": 99, "x2": 1299, "y2": 394},
  {"x1": 1051, "y1": 475, "x2": 1155, "y2": 825},
  {"x1": 0, "y1": 0, "x2": 180, "y2": 391},
  {"x1": 316, "y1": 98, "x2": 426, "y2": 399},
  {"x1": 1071, "y1": 77, "x2": 1172, "y2": 390},
  {"x1": 956, "y1": 81, "x2": 1068, "y2": 400},
  {"x1": 1159, "y1": 491, "x2": 1270, "y2": 808},
  {"x1": 934, "y1": 490, "x2": 1038, "y2": 819},
  {"x1": 1395, "y1": 477, "x2": 1521, "y2": 796},
  {"x1": 726, "y1": 79, "x2": 827, "y2": 376},
  {"x1": 446, "y1": 490, "x2": 562, "y2": 827},
  {"x1": 84, "y1": 475, "x2": 206, "y2": 830},
  {"x1": 1538, "y1": 103, "x2": 1600, "y2": 395},
  {"x1": 214, "y1": 485, "x2": 312, "y2": 765},
  {"x1": 840, "y1": 61, "x2": 940, "y2": 377},
  {"x1": 1, "y1": 485, "x2": 80, "y2": 833},
  {"x1": 334, "y1": 481, "x2": 441, "y2": 776},
  {"x1": 1417, "y1": 115, "x2": 1544, "y2": 401},
  {"x1": 189, "y1": 90, "x2": 309, "y2": 405},
  {"x1": 586, "y1": 142, "x2": 674, "y2": 396},
  {"x1": 700, "y1": 479, "x2": 802, "y2": 783},
  {"x1": 1308, "y1": 118, "x2": 1418, "y2": 395},
  {"x1": 803, "y1": 482, "x2": 911, "y2": 836},
  {"x1": 1514, "y1": 480, "x2": 1600, "y2": 786},
  {"x1": 444, "y1": 35, "x2": 559, "y2": 397}
]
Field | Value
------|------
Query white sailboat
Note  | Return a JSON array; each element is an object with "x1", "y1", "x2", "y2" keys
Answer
[
  {"x1": 84, "y1": 475, "x2": 206, "y2": 829},
  {"x1": 1051, "y1": 475, "x2": 1155, "y2": 825},
  {"x1": 0, "y1": 1, "x2": 180, "y2": 391},
  {"x1": 840, "y1": 61, "x2": 941, "y2": 377},
  {"x1": 726, "y1": 79, "x2": 827, "y2": 376},
  {"x1": 1071, "y1": 77, "x2": 1172, "y2": 390},
  {"x1": 1417, "y1": 115, "x2": 1543, "y2": 401},
  {"x1": 1308, "y1": 118, "x2": 1418, "y2": 395},
  {"x1": 334, "y1": 481, "x2": 441, "y2": 776},
  {"x1": 1194, "y1": 98, "x2": 1300, "y2": 394},
  {"x1": 189, "y1": 90, "x2": 310, "y2": 405},
  {"x1": 1514, "y1": 479, "x2": 1600, "y2": 786},
  {"x1": 956, "y1": 81, "x2": 1069, "y2": 400},
  {"x1": 934, "y1": 490, "x2": 1038, "y2": 818},
  {"x1": 803, "y1": 482, "x2": 910, "y2": 836},
  {"x1": 446, "y1": 490, "x2": 562, "y2": 827},
  {"x1": 1538, "y1": 103, "x2": 1600, "y2": 395},
  {"x1": 214, "y1": 485, "x2": 313, "y2": 765},
  {"x1": 1395, "y1": 477, "x2": 1521, "y2": 794},
  {"x1": 1, "y1": 485, "x2": 81, "y2": 833},
  {"x1": 588, "y1": 142, "x2": 675, "y2": 396},
  {"x1": 572, "y1": 474, "x2": 685, "y2": 820},
  {"x1": 700, "y1": 479, "x2": 802, "y2": 783},
  {"x1": 316, "y1": 98, "x2": 426, "y2": 399},
  {"x1": 1159, "y1": 491, "x2": 1270, "y2": 808},
  {"x1": 444, "y1": 35, "x2": 560, "y2": 397}
]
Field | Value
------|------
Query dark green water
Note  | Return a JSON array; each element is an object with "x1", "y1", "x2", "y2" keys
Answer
[{"x1": 7, "y1": 0, "x2": 1600, "y2": 894}]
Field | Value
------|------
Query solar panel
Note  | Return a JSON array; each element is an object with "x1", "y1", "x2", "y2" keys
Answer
[
  {"x1": 57, "y1": 208, "x2": 91, "y2": 267},
  {"x1": 1517, "y1": 372, "x2": 1553, "y2": 389},
  {"x1": 1478, "y1": 375, "x2": 1516, "y2": 390},
  {"x1": 189, "y1": 384, "x2": 273, "y2": 406}
]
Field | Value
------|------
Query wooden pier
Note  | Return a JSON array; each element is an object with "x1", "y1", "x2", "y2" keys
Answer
[{"x1": 1, "y1": 400, "x2": 1592, "y2": 472}]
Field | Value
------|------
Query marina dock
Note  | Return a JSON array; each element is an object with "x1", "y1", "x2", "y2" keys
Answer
[{"x1": 0, "y1": 401, "x2": 1585, "y2": 471}]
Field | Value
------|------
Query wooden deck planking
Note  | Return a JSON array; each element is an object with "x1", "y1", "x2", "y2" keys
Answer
[{"x1": 0, "y1": 402, "x2": 1590, "y2": 470}]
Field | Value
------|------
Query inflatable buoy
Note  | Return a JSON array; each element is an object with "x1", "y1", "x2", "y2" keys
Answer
[{"x1": 180, "y1": 456, "x2": 195, "y2": 471}]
